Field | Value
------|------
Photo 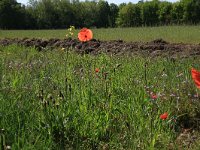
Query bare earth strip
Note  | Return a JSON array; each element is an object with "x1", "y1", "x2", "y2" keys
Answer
[{"x1": 0, "y1": 38, "x2": 200, "y2": 58}]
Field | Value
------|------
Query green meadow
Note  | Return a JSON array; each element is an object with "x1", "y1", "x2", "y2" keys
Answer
[
  {"x1": 1, "y1": 25, "x2": 200, "y2": 43},
  {"x1": 0, "y1": 26, "x2": 200, "y2": 149}
]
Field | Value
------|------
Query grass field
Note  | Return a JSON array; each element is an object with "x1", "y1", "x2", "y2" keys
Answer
[
  {"x1": 0, "y1": 44, "x2": 200, "y2": 149},
  {"x1": 1, "y1": 25, "x2": 200, "y2": 43},
  {"x1": 0, "y1": 26, "x2": 200, "y2": 149}
]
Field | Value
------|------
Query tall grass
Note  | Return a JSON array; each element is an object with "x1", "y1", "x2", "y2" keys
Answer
[
  {"x1": 1, "y1": 25, "x2": 200, "y2": 43},
  {"x1": 0, "y1": 45, "x2": 200, "y2": 149}
]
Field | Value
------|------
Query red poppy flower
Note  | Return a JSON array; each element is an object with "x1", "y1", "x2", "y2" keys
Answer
[
  {"x1": 78, "y1": 28, "x2": 93, "y2": 42},
  {"x1": 191, "y1": 68, "x2": 200, "y2": 89},
  {"x1": 95, "y1": 68, "x2": 100, "y2": 73},
  {"x1": 150, "y1": 94, "x2": 157, "y2": 100},
  {"x1": 160, "y1": 112, "x2": 168, "y2": 120}
]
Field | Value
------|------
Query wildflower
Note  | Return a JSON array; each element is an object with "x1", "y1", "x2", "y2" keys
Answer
[
  {"x1": 176, "y1": 73, "x2": 183, "y2": 77},
  {"x1": 6, "y1": 145, "x2": 11, "y2": 150},
  {"x1": 78, "y1": 28, "x2": 93, "y2": 42},
  {"x1": 160, "y1": 112, "x2": 168, "y2": 120},
  {"x1": 95, "y1": 68, "x2": 100, "y2": 73},
  {"x1": 66, "y1": 25, "x2": 75, "y2": 38},
  {"x1": 191, "y1": 68, "x2": 200, "y2": 89},
  {"x1": 170, "y1": 93, "x2": 176, "y2": 97},
  {"x1": 69, "y1": 32, "x2": 74, "y2": 36},
  {"x1": 150, "y1": 93, "x2": 157, "y2": 100},
  {"x1": 68, "y1": 25, "x2": 75, "y2": 32},
  {"x1": 161, "y1": 73, "x2": 167, "y2": 77}
]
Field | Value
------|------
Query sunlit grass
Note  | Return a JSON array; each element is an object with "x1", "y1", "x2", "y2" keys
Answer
[
  {"x1": 1, "y1": 25, "x2": 200, "y2": 43},
  {"x1": 0, "y1": 45, "x2": 200, "y2": 149}
]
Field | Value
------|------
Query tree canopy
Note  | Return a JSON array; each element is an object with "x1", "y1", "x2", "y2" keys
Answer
[{"x1": 0, "y1": 0, "x2": 200, "y2": 29}]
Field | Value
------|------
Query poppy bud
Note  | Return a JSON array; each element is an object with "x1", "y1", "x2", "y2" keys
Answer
[
  {"x1": 160, "y1": 112, "x2": 168, "y2": 120},
  {"x1": 95, "y1": 68, "x2": 100, "y2": 73}
]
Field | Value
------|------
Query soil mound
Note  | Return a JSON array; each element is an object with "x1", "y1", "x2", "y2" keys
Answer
[
  {"x1": 149, "y1": 38, "x2": 169, "y2": 44},
  {"x1": 0, "y1": 38, "x2": 200, "y2": 58}
]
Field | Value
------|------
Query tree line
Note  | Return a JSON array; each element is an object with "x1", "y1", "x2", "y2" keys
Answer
[{"x1": 0, "y1": 0, "x2": 200, "y2": 29}]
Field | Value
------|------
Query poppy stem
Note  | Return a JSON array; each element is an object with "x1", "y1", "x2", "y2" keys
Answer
[
  {"x1": 144, "y1": 62, "x2": 148, "y2": 86},
  {"x1": 150, "y1": 106, "x2": 153, "y2": 145}
]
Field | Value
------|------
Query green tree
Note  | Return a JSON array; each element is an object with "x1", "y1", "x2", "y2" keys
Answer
[
  {"x1": 79, "y1": 1, "x2": 98, "y2": 27},
  {"x1": 24, "y1": 6, "x2": 37, "y2": 29},
  {"x1": 34, "y1": 0, "x2": 58, "y2": 28},
  {"x1": 181, "y1": 0, "x2": 200, "y2": 24},
  {"x1": 141, "y1": 0, "x2": 159, "y2": 26},
  {"x1": 55, "y1": 0, "x2": 75, "y2": 28},
  {"x1": 1, "y1": 0, "x2": 200, "y2": 29},
  {"x1": 171, "y1": 2, "x2": 184, "y2": 24},
  {"x1": 0, "y1": 0, "x2": 26, "y2": 29},
  {"x1": 118, "y1": 2, "x2": 127, "y2": 10},
  {"x1": 109, "y1": 3, "x2": 119, "y2": 27},
  {"x1": 158, "y1": 2, "x2": 172, "y2": 25},
  {"x1": 96, "y1": 0, "x2": 110, "y2": 28},
  {"x1": 117, "y1": 3, "x2": 141, "y2": 27}
]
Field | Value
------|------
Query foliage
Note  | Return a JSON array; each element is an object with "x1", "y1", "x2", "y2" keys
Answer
[
  {"x1": 117, "y1": 3, "x2": 141, "y2": 27},
  {"x1": 66, "y1": 25, "x2": 75, "y2": 38},
  {"x1": 158, "y1": 1, "x2": 173, "y2": 25},
  {"x1": 0, "y1": 0, "x2": 26, "y2": 29},
  {"x1": 109, "y1": 3, "x2": 119, "y2": 27},
  {"x1": 96, "y1": 0, "x2": 110, "y2": 28},
  {"x1": 0, "y1": 45, "x2": 200, "y2": 149},
  {"x1": 0, "y1": 0, "x2": 200, "y2": 29},
  {"x1": 140, "y1": 0, "x2": 159, "y2": 26},
  {"x1": 181, "y1": 0, "x2": 200, "y2": 24},
  {"x1": 171, "y1": 2, "x2": 184, "y2": 24}
]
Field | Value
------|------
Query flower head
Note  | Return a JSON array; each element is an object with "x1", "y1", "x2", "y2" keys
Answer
[
  {"x1": 78, "y1": 28, "x2": 93, "y2": 42},
  {"x1": 150, "y1": 94, "x2": 157, "y2": 100},
  {"x1": 191, "y1": 68, "x2": 200, "y2": 89},
  {"x1": 66, "y1": 25, "x2": 75, "y2": 38},
  {"x1": 160, "y1": 112, "x2": 168, "y2": 120},
  {"x1": 95, "y1": 68, "x2": 100, "y2": 73},
  {"x1": 61, "y1": 48, "x2": 65, "y2": 51}
]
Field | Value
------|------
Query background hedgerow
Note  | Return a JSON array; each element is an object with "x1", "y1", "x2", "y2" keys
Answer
[
  {"x1": 0, "y1": 0, "x2": 200, "y2": 29},
  {"x1": 0, "y1": 45, "x2": 200, "y2": 149}
]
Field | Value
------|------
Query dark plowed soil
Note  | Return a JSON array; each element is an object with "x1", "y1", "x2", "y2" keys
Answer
[{"x1": 0, "y1": 38, "x2": 200, "y2": 58}]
